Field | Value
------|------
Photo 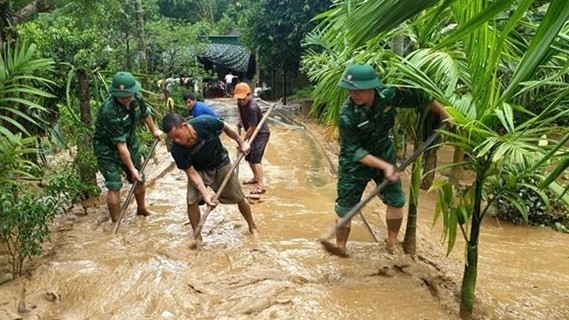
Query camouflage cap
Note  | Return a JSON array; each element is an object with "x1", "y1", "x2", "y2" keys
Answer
[
  {"x1": 338, "y1": 63, "x2": 381, "y2": 90},
  {"x1": 109, "y1": 72, "x2": 141, "y2": 98}
]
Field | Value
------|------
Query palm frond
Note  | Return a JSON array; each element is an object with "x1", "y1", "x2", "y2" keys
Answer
[
  {"x1": 0, "y1": 42, "x2": 55, "y2": 138},
  {"x1": 345, "y1": 0, "x2": 445, "y2": 46},
  {"x1": 501, "y1": 0, "x2": 569, "y2": 101}
]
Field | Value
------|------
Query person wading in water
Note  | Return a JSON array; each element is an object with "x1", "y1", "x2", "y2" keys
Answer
[{"x1": 333, "y1": 63, "x2": 451, "y2": 256}]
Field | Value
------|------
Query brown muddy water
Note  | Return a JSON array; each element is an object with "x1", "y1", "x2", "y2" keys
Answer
[{"x1": 0, "y1": 98, "x2": 568, "y2": 319}]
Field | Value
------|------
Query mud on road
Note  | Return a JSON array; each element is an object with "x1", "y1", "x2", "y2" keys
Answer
[{"x1": 1, "y1": 99, "x2": 568, "y2": 320}]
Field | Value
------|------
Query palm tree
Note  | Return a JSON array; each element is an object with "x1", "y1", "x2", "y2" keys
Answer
[
  {"x1": 0, "y1": 42, "x2": 55, "y2": 139},
  {"x1": 303, "y1": 0, "x2": 569, "y2": 318}
]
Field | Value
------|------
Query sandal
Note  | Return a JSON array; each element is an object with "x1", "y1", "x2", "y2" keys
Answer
[
  {"x1": 249, "y1": 186, "x2": 266, "y2": 195},
  {"x1": 246, "y1": 193, "x2": 261, "y2": 200},
  {"x1": 243, "y1": 178, "x2": 258, "y2": 185}
]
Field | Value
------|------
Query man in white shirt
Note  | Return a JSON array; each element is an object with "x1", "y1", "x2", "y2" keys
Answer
[{"x1": 224, "y1": 71, "x2": 237, "y2": 97}]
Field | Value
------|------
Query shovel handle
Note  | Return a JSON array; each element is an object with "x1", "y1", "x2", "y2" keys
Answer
[
  {"x1": 319, "y1": 123, "x2": 448, "y2": 241},
  {"x1": 113, "y1": 138, "x2": 160, "y2": 234},
  {"x1": 193, "y1": 103, "x2": 275, "y2": 239}
]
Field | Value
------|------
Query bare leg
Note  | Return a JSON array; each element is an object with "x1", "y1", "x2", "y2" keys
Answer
[
  {"x1": 249, "y1": 162, "x2": 266, "y2": 190},
  {"x1": 237, "y1": 198, "x2": 256, "y2": 234},
  {"x1": 186, "y1": 203, "x2": 202, "y2": 249},
  {"x1": 107, "y1": 189, "x2": 121, "y2": 223},
  {"x1": 386, "y1": 205, "x2": 403, "y2": 253},
  {"x1": 134, "y1": 183, "x2": 150, "y2": 216},
  {"x1": 187, "y1": 203, "x2": 201, "y2": 236},
  {"x1": 335, "y1": 218, "x2": 352, "y2": 257}
]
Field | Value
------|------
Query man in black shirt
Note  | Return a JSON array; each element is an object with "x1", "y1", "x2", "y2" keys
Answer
[{"x1": 162, "y1": 113, "x2": 256, "y2": 242}]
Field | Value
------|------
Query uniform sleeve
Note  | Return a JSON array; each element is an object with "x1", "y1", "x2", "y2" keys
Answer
[
  {"x1": 102, "y1": 109, "x2": 127, "y2": 145},
  {"x1": 135, "y1": 93, "x2": 152, "y2": 118},
  {"x1": 339, "y1": 114, "x2": 369, "y2": 162},
  {"x1": 385, "y1": 86, "x2": 433, "y2": 109}
]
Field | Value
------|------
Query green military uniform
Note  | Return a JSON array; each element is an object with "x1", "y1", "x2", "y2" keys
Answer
[
  {"x1": 93, "y1": 73, "x2": 151, "y2": 190},
  {"x1": 335, "y1": 64, "x2": 433, "y2": 217}
]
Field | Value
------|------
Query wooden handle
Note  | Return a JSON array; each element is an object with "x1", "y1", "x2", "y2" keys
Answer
[
  {"x1": 319, "y1": 123, "x2": 448, "y2": 241},
  {"x1": 193, "y1": 103, "x2": 275, "y2": 238},
  {"x1": 113, "y1": 138, "x2": 160, "y2": 234}
]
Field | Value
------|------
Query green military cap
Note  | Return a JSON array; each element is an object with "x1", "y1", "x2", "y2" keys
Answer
[
  {"x1": 338, "y1": 63, "x2": 382, "y2": 90},
  {"x1": 109, "y1": 71, "x2": 141, "y2": 98}
]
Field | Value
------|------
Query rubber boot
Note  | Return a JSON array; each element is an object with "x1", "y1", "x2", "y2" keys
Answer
[
  {"x1": 107, "y1": 203, "x2": 121, "y2": 223},
  {"x1": 386, "y1": 218, "x2": 403, "y2": 254},
  {"x1": 335, "y1": 226, "x2": 351, "y2": 257}
]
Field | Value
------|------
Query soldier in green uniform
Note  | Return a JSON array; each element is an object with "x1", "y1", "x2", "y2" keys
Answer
[
  {"x1": 334, "y1": 63, "x2": 451, "y2": 256},
  {"x1": 93, "y1": 72, "x2": 163, "y2": 223}
]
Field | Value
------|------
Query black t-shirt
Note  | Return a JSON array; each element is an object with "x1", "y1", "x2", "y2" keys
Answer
[
  {"x1": 238, "y1": 100, "x2": 270, "y2": 134},
  {"x1": 170, "y1": 115, "x2": 229, "y2": 171}
]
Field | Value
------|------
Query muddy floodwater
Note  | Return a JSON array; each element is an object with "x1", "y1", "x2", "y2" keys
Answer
[{"x1": 0, "y1": 98, "x2": 568, "y2": 319}]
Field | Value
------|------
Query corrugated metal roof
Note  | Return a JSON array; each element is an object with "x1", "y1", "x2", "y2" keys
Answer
[{"x1": 199, "y1": 43, "x2": 251, "y2": 72}]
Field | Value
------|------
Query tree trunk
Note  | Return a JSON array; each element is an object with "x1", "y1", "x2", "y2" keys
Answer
[
  {"x1": 200, "y1": 0, "x2": 215, "y2": 25},
  {"x1": 0, "y1": 2, "x2": 16, "y2": 44},
  {"x1": 420, "y1": 147, "x2": 438, "y2": 189},
  {"x1": 133, "y1": 0, "x2": 146, "y2": 77},
  {"x1": 403, "y1": 108, "x2": 424, "y2": 256},
  {"x1": 460, "y1": 237, "x2": 478, "y2": 320},
  {"x1": 125, "y1": 36, "x2": 131, "y2": 71},
  {"x1": 0, "y1": 0, "x2": 54, "y2": 45},
  {"x1": 77, "y1": 69, "x2": 91, "y2": 127},
  {"x1": 12, "y1": 0, "x2": 55, "y2": 24},
  {"x1": 391, "y1": 34, "x2": 405, "y2": 56},
  {"x1": 271, "y1": 70, "x2": 275, "y2": 101},
  {"x1": 420, "y1": 111, "x2": 441, "y2": 190},
  {"x1": 283, "y1": 70, "x2": 287, "y2": 105},
  {"x1": 75, "y1": 69, "x2": 97, "y2": 190},
  {"x1": 403, "y1": 142, "x2": 421, "y2": 255},
  {"x1": 459, "y1": 170, "x2": 484, "y2": 319},
  {"x1": 255, "y1": 51, "x2": 260, "y2": 83},
  {"x1": 449, "y1": 146, "x2": 465, "y2": 186}
]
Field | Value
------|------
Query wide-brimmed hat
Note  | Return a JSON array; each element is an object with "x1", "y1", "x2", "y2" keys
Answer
[
  {"x1": 338, "y1": 63, "x2": 382, "y2": 90},
  {"x1": 109, "y1": 72, "x2": 141, "y2": 98}
]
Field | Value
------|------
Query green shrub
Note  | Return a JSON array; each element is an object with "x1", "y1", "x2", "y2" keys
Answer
[
  {"x1": 44, "y1": 160, "x2": 100, "y2": 213},
  {"x1": 489, "y1": 164, "x2": 569, "y2": 230},
  {"x1": 288, "y1": 85, "x2": 314, "y2": 100},
  {"x1": 0, "y1": 134, "x2": 99, "y2": 280},
  {"x1": 0, "y1": 184, "x2": 60, "y2": 278}
]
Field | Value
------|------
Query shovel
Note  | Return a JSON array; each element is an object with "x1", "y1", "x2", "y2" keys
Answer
[
  {"x1": 192, "y1": 103, "x2": 275, "y2": 241},
  {"x1": 319, "y1": 124, "x2": 447, "y2": 256},
  {"x1": 113, "y1": 138, "x2": 160, "y2": 234}
]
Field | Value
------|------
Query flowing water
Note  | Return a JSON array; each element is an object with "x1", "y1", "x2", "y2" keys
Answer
[{"x1": 0, "y1": 99, "x2": 567, "y2": 319}]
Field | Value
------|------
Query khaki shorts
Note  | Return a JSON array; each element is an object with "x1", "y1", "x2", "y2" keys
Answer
[{"x1": 187, "y1": 162, "x2": 244, "y2": 205}]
